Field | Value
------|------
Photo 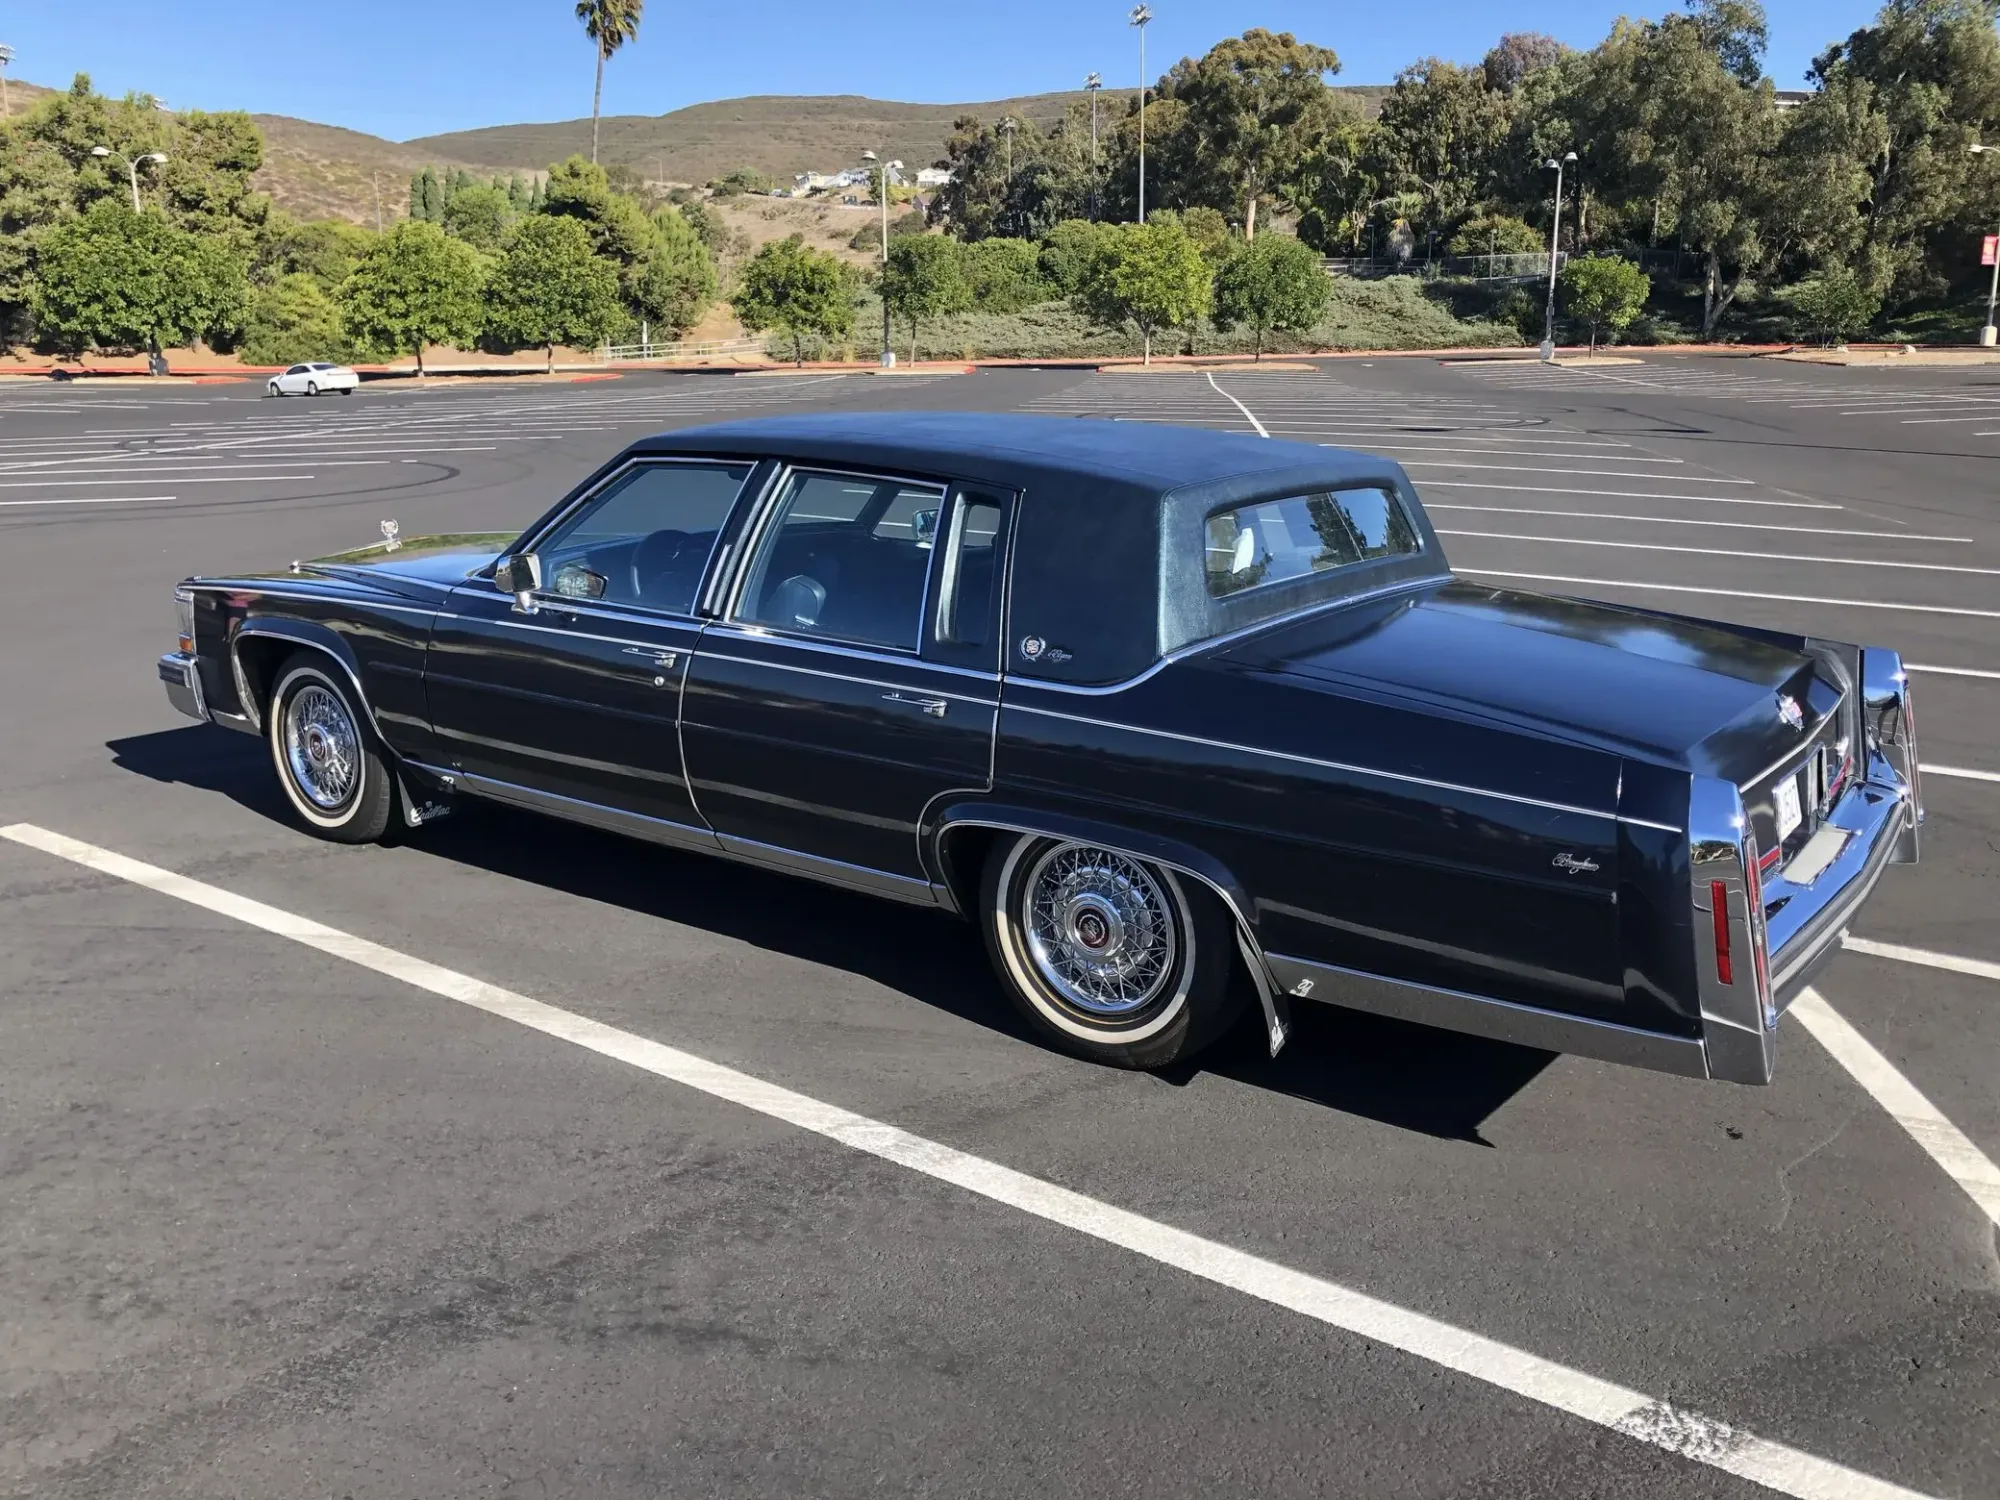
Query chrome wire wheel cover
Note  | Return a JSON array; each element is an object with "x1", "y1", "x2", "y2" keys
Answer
[
  {"x1": 1021, "y1": 844, "x2": 1178, "y2": 1017},
  {"x1": 281, "y1": 683, "x2": 359, "y2": 811}
]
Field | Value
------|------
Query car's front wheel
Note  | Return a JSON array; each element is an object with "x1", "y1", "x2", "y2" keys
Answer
[
  {"x1": 981, "y1": 835, "x2": 1244, "y2": 1069},
  {"x1": 306, "y1": 380, "x2": 319, "y2": 396},
  {"x1": 266, "y1": 381, "x2": 281, "y2": 398},
  {"x1": 267, "y1": 654, "x2": 395, "y2": 843}
]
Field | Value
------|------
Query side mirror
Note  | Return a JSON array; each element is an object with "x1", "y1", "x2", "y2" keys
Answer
[
  {"x1": 494, "y1": 553, "x2": 542, "y2": 611},
  {"x1": 911, "y1": 508, "x2": 940, "y2": 548}
]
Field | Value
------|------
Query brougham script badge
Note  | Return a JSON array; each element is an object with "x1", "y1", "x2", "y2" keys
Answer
[
  {"x1": 1777, "y1": 694, "x2": 1805, "y2": 730},
  {"x1": 1552, "y1": 853, "x2": 1600, "y2": 874}
]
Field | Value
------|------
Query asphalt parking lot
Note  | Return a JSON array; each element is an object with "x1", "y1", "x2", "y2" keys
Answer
[{"x1": 2, "y1": 356, "x2": 1995, "y2": 1499}]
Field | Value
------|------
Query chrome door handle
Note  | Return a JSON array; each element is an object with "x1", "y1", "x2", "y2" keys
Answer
[
  {"x1": 623, "y1": 647, "x2": 680, "y2": 670},
  {"x1": 883, "y1": 692, "x2": 947, "y2": 718}
]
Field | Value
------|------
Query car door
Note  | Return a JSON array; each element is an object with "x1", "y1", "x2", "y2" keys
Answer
[
  {"x1": 680, "y1": 468, "x2": 1010, "y2": 900},
  {"x1": 278, "y1": 365, "x2": 308, "y2": 394},
  {"x1": 422, "y1": 456, "x2": 760, "y2": 838}
]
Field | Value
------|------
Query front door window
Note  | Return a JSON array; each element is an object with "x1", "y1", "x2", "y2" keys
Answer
[{"x1": 533, "y1": 460, "x2": 753, "y2": 615}]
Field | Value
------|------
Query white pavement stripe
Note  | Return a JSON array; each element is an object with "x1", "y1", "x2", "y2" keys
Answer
[
  {"x1": 0, "y1": 461, "x2": 389, "y2": 476},
  {"x1": 1205, "y1": 373, "x2": 1268, "y2": 437},
  {"x1": 1842, "y1": 936, "x2": 2000, "y2": 984},
  {"x1": 1424, "y1": 481, "x2": 1842, "y2": 510},
  {"x1": 1921, "y1": 764, "x2": 2000, "y2": 783},
  {"x1": 0, "y1": 474, "x2": 312, "y2": 488},
  {"x1": 1909, "y1": 663, "x2": 2000, "y2": 680},
  {"x1": 1425, "y1": 506, "x2": 1966, "y2": 542},
  {"x1": 0, "y1": 494, "x2": 176, "y2": 508},
  {"x1": 1460, "y1": 570, "x2": 2000, "y2": 620},
  {"x1": 1439, "y1": 530, "x2": 2000, "y2": 576},
  {"x1": 1790, "y1": 988, "x2": 2000, "y2": 1227},
  {"x1": 1409, "y1": 462, "x2": 1754, "y2": 484},
  {"x1": 0, "y1": 820, "x2": 1943, "y2": 1500}
]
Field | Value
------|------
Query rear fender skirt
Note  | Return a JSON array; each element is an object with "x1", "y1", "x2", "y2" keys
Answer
[{"x1": 930, "y1": 801, "x2": 1291, "y2": 1055}]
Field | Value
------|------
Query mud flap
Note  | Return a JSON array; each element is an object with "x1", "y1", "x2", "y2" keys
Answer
[{"x1": 1235, "y1": 927, "x2": 1291, "y2": 1057}]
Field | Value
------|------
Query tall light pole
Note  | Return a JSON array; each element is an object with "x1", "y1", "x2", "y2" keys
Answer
[
  {"x1": 1085, "y1": 72, "x2": 1101, "y2": 165},
  {"x1": 1539, "y1": 151, "x2": 1577, "y2": 362},
  {"x1": 861, "y1": 149, "x2": 902, "y2": 367},
  {"x1": 1972, "y1": 144, "x2": 1998, "y2": 347},
  {"x1": 1129, "y1": 5, "x2": 1151, "y2": 223},
  {"x1": 0, "y1": 45, "x2": 13, "y2": 118},
  {"x1": 91, "y1": 146, "x2": 169, "y2": 211}
]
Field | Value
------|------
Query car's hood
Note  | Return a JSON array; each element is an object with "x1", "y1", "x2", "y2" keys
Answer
[
  {"x1": 265, "y1": 533, "x2": 516, "y2": 598},
  {"x1": 1216, "y1": 580, "x2": 1825, "y2": 777}
]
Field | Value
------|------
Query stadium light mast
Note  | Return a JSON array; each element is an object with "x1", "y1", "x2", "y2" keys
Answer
[
  {"x1": 1972, "y1": 144, "x2": 1998, "y2": 347},
  {"x1": 0, "y1": 45, "x2": 14, "y2": 119},
  {"x1": 861, "y1": 150, "x2": 903, "y2": 367},
  {"x1": 1539, "y1": 151, "x2": 1577, "y2": 362},
  {"x1": 1085, "y1": 72, "x2": 1102, "y2": 166},
  {"x1": 1129, "y1": 5, "x2": 1151, "y2": 223}
]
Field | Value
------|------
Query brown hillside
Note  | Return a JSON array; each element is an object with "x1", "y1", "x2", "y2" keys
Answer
[
  {"x1": 249, "y1": 116, "x2": 495, "y2": 225},
  {"x1": 405, "y1": 87, "x2": 1392, "y2": 184}
]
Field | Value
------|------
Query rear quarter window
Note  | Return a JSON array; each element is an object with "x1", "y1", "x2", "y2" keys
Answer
[{"x1": 1204, "y1": 486, "x2": 1422, "y2": 599}]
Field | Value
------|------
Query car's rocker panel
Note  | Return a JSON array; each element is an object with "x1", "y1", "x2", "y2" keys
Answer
[{"x1": 158, "y1": 413, "x2": 1923, "y2": 1087}]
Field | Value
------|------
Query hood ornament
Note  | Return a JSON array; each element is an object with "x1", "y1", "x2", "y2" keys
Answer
[
  {"x1": 1776, "y1": 694, "x2": 1804, "y2": 730},
  {"x1": 380, "y1": 519, "x2": 402, "y2": 551}
]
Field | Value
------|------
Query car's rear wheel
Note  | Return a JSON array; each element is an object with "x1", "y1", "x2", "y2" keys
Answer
[
  {"x1": 981, "y1": 834, "x2": 1244, "y2": 1068},
  {"x1": 267, "y1": 654, "x2": 394, "y2": 843}
]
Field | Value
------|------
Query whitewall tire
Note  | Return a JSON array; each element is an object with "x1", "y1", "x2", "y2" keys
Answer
[{"x1": 266, "y1": 654, "x2": 395, "y2": 843}]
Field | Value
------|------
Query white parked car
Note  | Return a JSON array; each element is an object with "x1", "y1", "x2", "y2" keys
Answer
[{"x1": 266, "y1": 363, "x2": 359, "y2": 398}]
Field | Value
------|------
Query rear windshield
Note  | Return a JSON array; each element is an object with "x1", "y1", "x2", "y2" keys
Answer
[{"x1": 1204, "y1": 487, "x2": 1422, "y2": 599}]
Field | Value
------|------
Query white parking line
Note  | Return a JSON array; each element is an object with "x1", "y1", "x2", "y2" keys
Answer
[
  {"x1": 0, "y1": 473, "x2": 312, "y2": 488},
  {"x1": 1205, "y1": 373, "x2": 1268, "y2": 437},
  {"x1": 1843, "y1": 936, "x2": 2000, "y2": 984},
  {"x1": 1909, "y1": 664, "x2": 2000, "y2": 681},
  {"x1": 1409, "y1": 462, "x2": 1755, "y2": 484},
  {"x1": 0, "y1": 494, "x2": 177, "y2": 508},
  {"x1": 1462, "y1": 571, "x2": 2000, "y2": 620},
  {"x1": 1424, "y1": 482, "x2": 1841, "y2": 510},
  {"x1": 1425, "y1": 506, "x2": 1966, "y2": 542},
  {"x1": 1791, "y1": 989, "x2": 2000, "y2": 1226},
  {"x1": 1922, "y1": 764, "x2": 2000, "y2": 784},
  {"x1": 1439, "y1": 530, "x2": 2000, "y2": 576},
  {"x1": 0, "y1": 821, "x2": 1943, "y2": 1500}
]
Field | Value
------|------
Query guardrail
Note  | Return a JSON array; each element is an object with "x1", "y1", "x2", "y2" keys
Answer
[
  {"x1": 1322, "y1": 251, "x2": 1570, "y2": 283},
  {"x1": 593, "y1": 336, "x2": 769, "y2": 362}
]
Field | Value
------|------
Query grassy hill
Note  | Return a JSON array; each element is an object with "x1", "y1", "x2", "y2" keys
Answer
[
  {"x1": 5, "y1": 77, "x2": 1390, "y2": 225},
  {"x1": 407, "y1": 86, "x2": 1393, "y2": 185}
]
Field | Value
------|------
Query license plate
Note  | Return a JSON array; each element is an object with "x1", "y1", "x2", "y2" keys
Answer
[{"x1": 1775, "y1": 774, "x2": 1804, "y2": 842}]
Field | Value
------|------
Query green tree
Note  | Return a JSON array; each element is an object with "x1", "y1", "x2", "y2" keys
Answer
[
  {"x1": 576, "y1": 0, "x2": 644, "y2": 163},
  {"x1": 239, "y1": 272, "x2": 351, "y2": 365},
  {"x1": 1788, "y1": 267, "x2": 1882, "y2": 345},
  {"x1": 1448, "y1": 213, "x2": 1544, "y2": 256},
  {"x1": 881, "y1": 234, "x2": 967, "y2": 361},
  {"x1": 732, "y1": 234, "x2": 855, "y2": 365},
  {"x1": 507, "y1": 174, "x2": 534, "y2": 213},
  {"x1": 1173, "y1": 28, "x2": 1343, "y2": 238},
  {"x1": 636, "y1": 205, "x2": 717, "y2": 337},
  {"x1": 443, "y1": 182, "x2": 512, "y2": 251},
  {"x1": 254, "y1": 216, "x2": 379, "y2": 293},
  {"x1": 965, "y1": 237, "x2": 1047, "y2": 311},
  {"x1": 1038, "y1": 218, "x2": 1119, "y2": 293},
  {"x1": 340, "y1": 218, "x2": 484, "y2": 374},
  {"x1": 1481, "y1": 33, "x2": 1568, "y2": 94},
  {"x1": 1073, "y1": 217, "x2": 1214, "y2": 363},
  {"x1": 1559, "y1": 255, "x2": 1651, "y2": 352},
  {"x1": 1373, "y1": 59, "x2": 1511, "y2": 259},
  {"x1": 30, "y1": 200, "x2": 247, "y2": 354},
  {"x1": 483, "y1": 214, "x2": 625, "y2": 369},
  {"x1": 1213, "y1": 233, "x2": 1332, "y2": 358}
]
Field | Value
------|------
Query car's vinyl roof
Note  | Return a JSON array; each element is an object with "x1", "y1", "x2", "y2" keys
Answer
[{"x1": 640, "y1": 411, "x2": 1399, "y2": 493}]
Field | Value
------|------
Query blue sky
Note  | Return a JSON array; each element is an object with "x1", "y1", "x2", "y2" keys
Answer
[{"x1": 6, "y1": 0, "x2": 1884, "y2": 141}]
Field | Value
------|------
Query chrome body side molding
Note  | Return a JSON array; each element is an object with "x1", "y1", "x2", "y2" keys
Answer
[{"x1": 1260, "y1": 952, "x2": 1711, "y2": 1079}]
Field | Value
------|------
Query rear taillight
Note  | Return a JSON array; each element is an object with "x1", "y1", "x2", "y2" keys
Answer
[{"x1": 1709, "y1": 879, "x2": 1734, "y2": 985}]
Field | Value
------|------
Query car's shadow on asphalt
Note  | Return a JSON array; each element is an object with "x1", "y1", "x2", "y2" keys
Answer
[{"x1": 110, "y1": 724, "x2": 1554, "y2": 1145}]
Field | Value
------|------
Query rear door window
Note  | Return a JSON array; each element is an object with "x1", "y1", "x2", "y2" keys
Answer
[{"x1": 1204, "y1": 486, "x2": 1422, "y2": 599}]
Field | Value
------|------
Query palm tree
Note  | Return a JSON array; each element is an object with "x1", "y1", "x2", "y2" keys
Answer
[{"x1": 576, "y1": 0, "x2": 644, "y2": 164}]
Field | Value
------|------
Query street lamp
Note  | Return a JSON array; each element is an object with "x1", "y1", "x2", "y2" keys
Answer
[
  {"x1": 1085, "y1": 72, "x2": 1102, "y2": 167},
  {"x1": 0, "y1": 45, "x2": 14, "y2": 119},
  {"x1": 1539, "y1": 151, "x2": 1578, "y2": 362},
  {"x1": 860, "y1": 149, "x2": 903, "y2": 367},
  {"x1": 1971, "y1": 143, "x2": 1998, "y2": 347},
  {"x1": 1129, "y1": 5, "x2": 1151, "y2": 223},
  {"x1": 92, "y1": 146, "x2": 168, "y2": 211}
]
